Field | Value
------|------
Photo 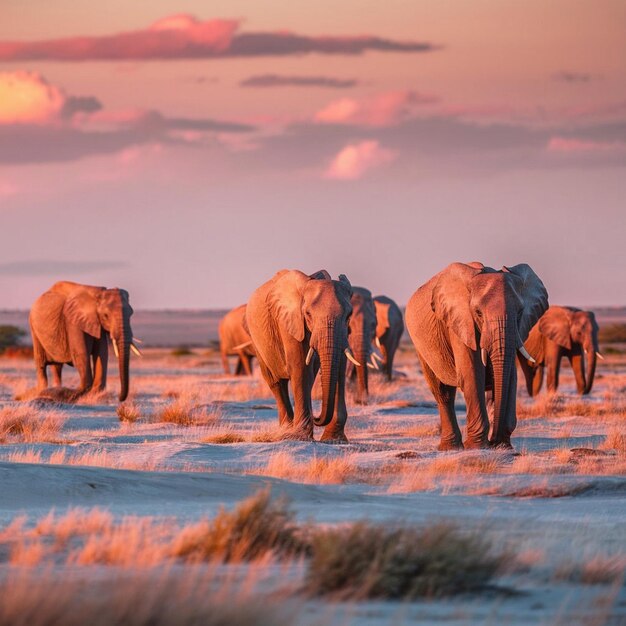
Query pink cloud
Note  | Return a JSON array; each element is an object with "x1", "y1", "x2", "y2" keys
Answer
[
  {"x1": 0, "y1": 71, "x2": 66, "y2": 124},
  {"x1": 315, "y1": 91, "x2": 437, "y2": 127},
  {"x1": 546, "y1": 136, "x2": 626, "y2": 153},
  {"x1": 325, "y1": 140, "x2": 396, "y2": 180},
  {"x1": 0, "y1": 16, "x2": 434, "y2": 62}
]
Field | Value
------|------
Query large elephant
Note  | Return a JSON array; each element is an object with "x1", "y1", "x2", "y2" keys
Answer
[
  {"x1": 29, "y1": 281, "x2": 138, "y2": 401},
  {"x1": 347, "y1": 287, "x2": 378, "y2": 405},
  {"x1": 518, "y1": 305, "x2": 601, "y2": 396},
  {"x1": 218, "y1": 304, "x2": 255, "y2": 376},
  {"x1": 246, "y1": 269, "x2": 354, "y2": 442},
  {"x1": 406, "y1": 262, "x2": 548, "y2": 450},
  {"x1": 373, "y1": 295, "x2": 404, "y2": 381}
]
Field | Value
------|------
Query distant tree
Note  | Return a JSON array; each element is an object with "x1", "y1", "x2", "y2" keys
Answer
[{"x1": 0, "y1": 325, "x2": 26, "y2": 353}]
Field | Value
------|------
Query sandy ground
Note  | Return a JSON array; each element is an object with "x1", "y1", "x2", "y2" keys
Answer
[{"x1": 0, "y1": 347, "x2": 625, "y2": 624}]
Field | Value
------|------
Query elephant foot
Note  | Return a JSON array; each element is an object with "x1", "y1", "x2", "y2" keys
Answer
[
  {"x1": 320, "y1": 429, "x2": 349, "y2": 444},
  {"x1": 464, "y1": 439, "x2": 491, "y2": 450},
  {"x1": 281, "y1": 423, "x2": 314, "y2": 441},
  {"x1": 354, "y1": 397, "x2": 369, "y2": 406},
  {"x1": 437, "y1": 439, "x2": 463, "y2": 451},
  {"x1": 489, "y1": 439, "x2": 513, "y2": 450}
]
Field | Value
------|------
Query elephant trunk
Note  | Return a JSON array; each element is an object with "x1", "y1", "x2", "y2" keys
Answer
[
  {"x1": 114, "y1": 316, "x2": 131, "y2": 402},
  {"x1": 488, "y1": 318, "x2": 517, "y2": 446},
  {"x1": 314, "y1": 323, "x2": 342, "y2": 427},
  {"x1": 583, "y1": 336, "x2": 597, "y2": 395}
]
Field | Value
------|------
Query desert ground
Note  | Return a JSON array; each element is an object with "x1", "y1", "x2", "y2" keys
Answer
[{"x1": 0, "y1": 338, "x2": 625, "y2": 625}]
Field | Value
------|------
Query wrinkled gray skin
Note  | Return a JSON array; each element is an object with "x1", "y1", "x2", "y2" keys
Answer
[
  {"x1": 219, "y1": 304, "x2": 256, "y2": 376},
  {"x1": 373, "y1": 295, "x2": 404, "y2": 381},
  {"x1": 406, "y1": 262, "x2": 548, "y2": 450},
  {"x1": 519, "y1": 305, "x2": 600, "y2": 396},
  {"x1": 246, "y1": 269, "x2": 353, "y2": 442},
  {"x1": 29, "y1": 281, "x2": 135, "y2": 401},
  {"x1": 347, "y1": 287, "x2": 378, "y2": 405}
]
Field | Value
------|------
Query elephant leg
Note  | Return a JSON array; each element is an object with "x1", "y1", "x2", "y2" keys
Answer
[
  {"x1": 235, "y1": 358, "x2": 244, "y2": 376},
  {"x1": 91, "y1": 339, "x2": 108, "y2": 392},
  {"x1": 531, "y1": 365, "x2": 544, "y2": 396},
  {"x1": 569, "y1": 350, "x2": 586, "y2": 395},
  {"x1": 68, "y1": 327, "x2": 93, "y2": 395},
  {"x1": 517, "y1": 354, "x2": 536, "y2": 397},
  {"x1": 51, "y1": 364, "x2": 63, "y2": 387},
  {"x1": 321, "y1": 358, "x2": 349, "y2": 443},
  {"x1": 257, "y1": 358, "x2": 293, "y2": 426},
  {"x1": 418, "y1": 354, "x2": 462, "y2": 450},
  {"x1": 31, "y1": 334, "x2": 49, "y2": 390},
  {"x1": 457, "y1": 351, "x2": 490, "y2": 449},
  {"x1": 290, "y1": 366, "x2": 314, "y2": 439},
  {"x1": 545, "y1": 344, "x2": 561, "y2": 393},
  {"x1": 221, "y1": 350, "x2": 230, "y2": 375},
  {"x1": 240, "y1": 353, "x2": 253, "y2": 376}
]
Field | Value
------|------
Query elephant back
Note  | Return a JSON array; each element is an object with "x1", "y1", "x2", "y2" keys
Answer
[
  {"x1": 30, "y1": 291, "x2": 71, "y2": 363},
  {"x1": 220, "y1": 305, "x2": 254, "y2": 354}
]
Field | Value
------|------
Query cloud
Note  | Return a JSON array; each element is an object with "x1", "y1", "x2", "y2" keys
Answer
[
  {"x1": 325, "y1": 140, "x2": 396, "y2": 180},
  {"x1": 553, "y1": 71, "x2": 597, "y2": 83},
  {"x1": 0, "y1": 72, "x2": 255, "y2": 164},
  {"x1": 240, "y1": 74, "x2": 358, "y2": 89},
  {"x1": 546, "y1": 136, "x2": 626, "y2": 153},
  {"x1": 0, "y1": 15, "x2": 435, "y2": 62},
  {"x1": 314, "y1": 91, "x2": 438, "y2": 127},
  {"x1": 0, "y1": 260, "x2": 129, "y2": 275}
]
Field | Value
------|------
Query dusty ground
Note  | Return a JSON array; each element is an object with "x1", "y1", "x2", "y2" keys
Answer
[{"x1": 0, "y1": 345, "x2": 625, "y2": 625}]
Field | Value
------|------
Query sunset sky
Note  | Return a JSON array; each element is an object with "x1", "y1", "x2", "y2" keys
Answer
[{"x1": 1, "y1": 0, "x2": 625, "y2": 309}]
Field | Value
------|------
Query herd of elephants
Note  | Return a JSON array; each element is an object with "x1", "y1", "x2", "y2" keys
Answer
[{"x1": 27, "y1": 262, "x2": 602, "y2": 450}]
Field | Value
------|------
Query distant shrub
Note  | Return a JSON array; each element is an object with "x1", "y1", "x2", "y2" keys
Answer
[
  {"x1": 307, "y1": 522, "x2": 503, "y2": 599},
  {"x1": 116, "y1": 402, "x2": 141, "y2": 423},
  {"x1": 598, "y1": 323, "x2": 626, "y2": 344},
  {"x1": 171, "y1": 346, "x2": 193, "y2": 357},
  {"x1": 0, "y1": 325, "x2": 26, "y2": 354}
]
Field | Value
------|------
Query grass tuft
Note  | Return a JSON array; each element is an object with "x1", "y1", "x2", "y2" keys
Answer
[
  {"x1": 116, "y1": 401, "x2": 141, "y2": 423},
  {"x1": 306, "y1": 521, "x2": 503, "y2": 599},
  {"x1": 0, "y1": 404, "x2": 66, "y2": 443}
]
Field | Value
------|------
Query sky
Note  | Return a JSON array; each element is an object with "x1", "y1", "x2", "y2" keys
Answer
[{"x1": 1, "y1": 0, "x2": 625, "y2": 309}]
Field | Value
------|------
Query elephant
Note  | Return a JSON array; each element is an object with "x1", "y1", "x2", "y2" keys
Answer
[
  {"x1": 373, "y1": 295, "x2": 404, "y2": 381},
  {"x1": 29, "y1": 281, "x2": 139, "y2": 401},
  {"x1": 218, "y1": 304, "x2": 255, "y2": 376},
  {"x1": 347, "y1": 287, "x2": 379, "y2": 405},
  {"x1": 405, "y1": 262, "x2": 548, "y2": 450},
  {"x1": 518, "y1": 305, "x2": 601, "y2": 396},
  {"x1": 245, "y1": 269, "x2": 354, "y2": 442}
]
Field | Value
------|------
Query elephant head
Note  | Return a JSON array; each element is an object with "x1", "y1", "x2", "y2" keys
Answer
[
  {"x1": 538, "y1": 306, "x2": 600, "y2": 394},
  {"x1": 49, "y1": 282, "x2": 136, "y2": 401},
  {"x1": 348, "y1": 287, "x2": 378, "y2": 404},
  {"x1": 431, "y1": 263, "x2": 548, "y2": 444},
  {"x1": 267, "y1": 270, "x2": 353, "y2": 426}
]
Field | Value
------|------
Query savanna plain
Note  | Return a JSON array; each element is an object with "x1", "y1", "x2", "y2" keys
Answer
[{"x1": 0, "y1": 332, "x2": 625, "y2": 625}]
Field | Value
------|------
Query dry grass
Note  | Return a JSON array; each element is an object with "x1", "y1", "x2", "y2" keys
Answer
[
  {"x1": 116, "y1": 401, "x2": 142, "y2": 423},
  {"x1": 256, "y1": 450, "x2": 357, "y2": 484},
  {"x1": 602, "y1": 427, "x2": 626, "y2": 453},
  {"x1": 202, "y1": 431, "x2": 247, "y2": 444},
  {"x1": 0, "y1": 570, "x2": 295, "y2": 626},
  {"x1": 518, "y1": 393, "x2": 626, "y2": 420},
  {"x1": 555, "y1": 555, "x2": 626, "y2": 585},
  {"x1": 0, "y1": 403, "x2": 66, "y2": 443},
  {"x1": 154, "y1": 398, "x2": 221, "y2": 427},
  {"x1": 307, "y1": 522, "x2": 504, "y2": 599}
]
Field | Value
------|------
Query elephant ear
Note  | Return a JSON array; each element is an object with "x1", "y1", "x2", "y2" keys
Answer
[
  {"x1": 309, "y1": 269, "x2": 331, "y2": 280},
  {"x1": 431, "y1": 262, "x2": 483, "y2": 350},
  {"x1": 268, "y1": 270, "x2": 309, "y2": 342},
  {"x1": 63, "y1": 289, "x2": 103, "y2": 338},
  {"x1": 503, "y1": 264, "x2": 549, "y2": 345},
  {"x1": 374, "y1": 300, "x2": 390, "y2": 336},
  {"x1": 538, "y1": 307, "x2": 572, "y2": 349}
]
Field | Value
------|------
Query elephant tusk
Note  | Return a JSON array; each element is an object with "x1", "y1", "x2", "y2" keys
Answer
[
  {"x1": 518, "y1": 346, "x2": 536, "y2": 363},
  {"x1": 112, "y1": 338, "x2": 119, "y2": 358},
  {"x1": 344, "y1": 348, "x2": 361, "y2": 367},
  {"x1": 481, "y1": 348, "x2": 488, "y2": 368},
  {"x1": 132, "y1": 337, "x2": 143, "y2": 344},
  {"x1": 375, "y1": 336, "x2": 382, "y2": 349},
  {"x1": 372, "y1": 351, "x2": 384, "y2": 364},
  {"x1": 131, "y1": 343, "x2": 143, "y2": 357},
  {"x1": 367, "y1": 362, "x2": 376, "y2": 370},
  {"x1": 370, "y1": 355, "x2": 380, "y2": 370},
  {"x1": 596, "y1": 351, "x2": 605, "y2": 360},
  {"x1": 232, "y1": 340, "x2": 253, "y2": 352},
  {"x1": 305, "y1": 346, "x2": 315, "y2": 366}
]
